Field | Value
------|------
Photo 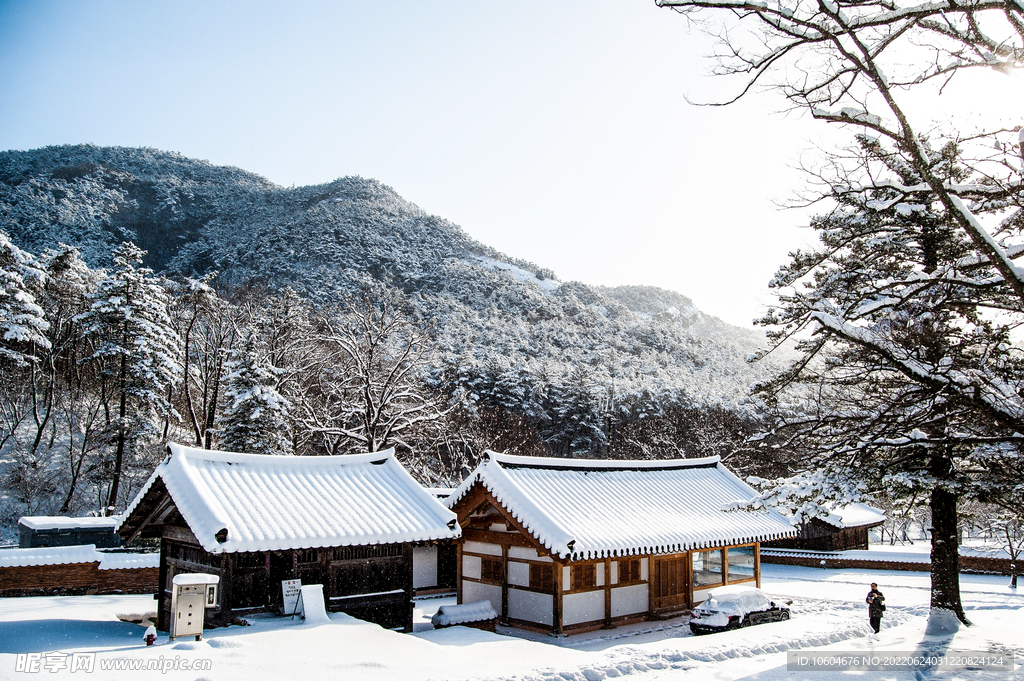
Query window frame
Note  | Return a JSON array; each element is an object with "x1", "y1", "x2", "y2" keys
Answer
[{"x1": 617, "y1": 558, "x2": 642, "y2": 585}]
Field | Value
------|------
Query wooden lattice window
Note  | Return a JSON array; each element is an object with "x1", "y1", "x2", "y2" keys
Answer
[
  {"x1": 529, "y1": 563, "x2": 554, "y2": 591},
  {"x1": 572, "y1": 563, "x2": 596, "y2": 590},
  {"x1": 481, "y1": 557, "x2": 503, "y2": 584},
  {"x1": 617, "y1": 558, "x2": 641, "y2": 584},
  {"x1": 234, "y1": 552, "x2": 265, "y2": 569}
]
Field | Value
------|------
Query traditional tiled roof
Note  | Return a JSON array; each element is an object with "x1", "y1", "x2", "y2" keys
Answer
[
  {"x1": 0, "y1": 544, "x2": 103, "y2": 568},
  {"x1": 18, "y1": 516, "x2": 120, "y2": 530},
  {"x1": 0, "y1": 544, "x2": 158, "y2": 570},
  {"x1": 118, "y1": 443, "x2": 460, "y2": 554},
  {"x1": 447, "y1": 452, "x2": 796, "y2": 560}
]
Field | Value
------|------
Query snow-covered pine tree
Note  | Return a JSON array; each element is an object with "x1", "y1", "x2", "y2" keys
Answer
[
  {"x1": 219, "y1": 331, "x2": 292, "y2": 455},
  {"x1": 749, "y1": 140, "x2": 1024, "y2": 623},
  {"x1": 542, "y1": 364, "x2": 605, "y2": 457},
  {"x1": 0, "y1": 230, "x2": 50, "y2": 367},
  {"x1": 77, "y1": 241, "x2": 181, "y2": 511},
  {"x1": 656, "y1": 0, "x2": 1024, "y2": 624}
]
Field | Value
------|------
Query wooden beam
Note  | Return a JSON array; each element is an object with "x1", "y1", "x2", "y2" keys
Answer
[
  {"x1": 463, "y1": 528, "x2": 538, "y2": 549},
  {"x1": 553, "y1": 559, "x2": 563, "y2": 636},
  {"x1": 122, "y1": 492, "x2": 172, "y2": 546},
  {"x1": 163, "y1": 525, "x2": 201, "y2": 545}
]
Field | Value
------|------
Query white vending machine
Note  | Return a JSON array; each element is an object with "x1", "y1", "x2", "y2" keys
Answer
[{"x1": 170, "y1": 573, "x2": 220, "y2": 641}]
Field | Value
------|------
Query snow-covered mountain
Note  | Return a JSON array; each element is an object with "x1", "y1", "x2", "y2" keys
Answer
[{"x1": 0, "y1": 144, "x2": 772, "y2": 410}]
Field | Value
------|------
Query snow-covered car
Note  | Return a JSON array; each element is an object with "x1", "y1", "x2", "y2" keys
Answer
[{"x1": 688, "y1": 585, "x2": 791, "y2": 635}]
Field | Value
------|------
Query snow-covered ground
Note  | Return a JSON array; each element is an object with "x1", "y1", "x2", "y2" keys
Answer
[{"x1": 0, "y1": 563, "x2": 1020, "y2": 680}]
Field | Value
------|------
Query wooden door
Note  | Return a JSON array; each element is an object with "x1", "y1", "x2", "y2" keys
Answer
[{"x1": 652, "y1": 555, "x2": 690, "y2": 611}]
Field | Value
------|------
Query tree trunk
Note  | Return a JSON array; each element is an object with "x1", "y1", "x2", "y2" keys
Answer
[
  {"x1": 106, "y1": 352, "x2": 128, "y2": 512},
  {"x1": 929, "y1": 473, "x2": 969, "y2": 623}
]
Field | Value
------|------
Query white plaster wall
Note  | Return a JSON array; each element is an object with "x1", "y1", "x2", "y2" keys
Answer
[
  {"x1": 693, "y1": 587, "x2": 713, "y2": 605},
  {"x1": 463, "y1": 580, "x2": 502, "y2": 616},
  {"x1": 562, "y1": 566, "x2": 571, "y2": 591},
  {"x1": 507, "y1": 561, "x2": 529, "y2": 588},
  {"x1": 412, "y1": 545, "x2": 437, "y2": 589},
  {"x1": 510, "y1": 546, "x2": 547, "y2": 561},
  {"x1": 596, "y1": 562, "x2": 605, "y2": 587},
  {"x1": 563, "y1": 590, "x2": 604, "y2": 626},
  {"x1": 611, "y1": 583, "x2": 648, "y2": 618},
  {"x1": 641, "y1": 557, "x2": 649, "y2": 580},
  {"x1": 464, "y1": 541, "x2": 501, "y2": 556},
  {"x1": 463, "y1": 554, "x2": 481, "y2": 580},
  {"x1": 610, "y1": 561, "x2": 619, "y2": 585},
  {"x1": 509, "y1": 588, "x2": 552, "y2": 625}
]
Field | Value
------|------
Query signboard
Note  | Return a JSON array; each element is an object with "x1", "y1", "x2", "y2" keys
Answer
[{"x1": 281, "y1": 579, "x2": 302, "y2": 615}]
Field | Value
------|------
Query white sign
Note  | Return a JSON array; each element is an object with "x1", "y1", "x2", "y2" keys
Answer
[{"x1": 282, "y1": 579, "x2": 302, "y2": 615}]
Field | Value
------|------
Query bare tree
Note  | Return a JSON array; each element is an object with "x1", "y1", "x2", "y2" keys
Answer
[{"x1": 300, "y1": 286, "x2": 446, "y2": 457}]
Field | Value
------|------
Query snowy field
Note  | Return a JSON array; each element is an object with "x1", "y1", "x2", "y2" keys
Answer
[{"x1": 0, "y1": 563, "x2": 1020, "y2": 681}]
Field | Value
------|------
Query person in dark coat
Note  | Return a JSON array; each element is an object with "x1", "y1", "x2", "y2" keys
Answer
[{"x1": 866, "y1": 582, "x2": 885, "y2": 633}]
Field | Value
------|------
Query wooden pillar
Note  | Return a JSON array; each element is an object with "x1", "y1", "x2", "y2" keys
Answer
[
  {"x1": 222, "y1": 553, "x2": 234, "y2": 620},
  {"x1": 404, "y1": 543, "x2": 415, "y2": 632},
  {"x1": 723, "y1": 546, "x2": 730, "y2": 585},
  {"x1": 648, "y1": 556, "x2": 656, "y2": 617},
  {"x1": 603, "y1": 557, "x2": 613, "y2": 629},
  {"x1": 686, "y1": 550, "x2": 694, "y2": 610},
  {"x1": 552, "y1": 560, "x2": 563, "y2": 636},
  {"x1": 755, "y1": 543, "x2": 761, "y2": 589},
  {"x1": 157, "y1": 538, "x2": 169, "y2": 631},
  {"x1": 501, "y1": 544, "x2": 509, "y2": 624},
  {"x1": 456, "y1": 541, "x2": 463, "y2": 604}
]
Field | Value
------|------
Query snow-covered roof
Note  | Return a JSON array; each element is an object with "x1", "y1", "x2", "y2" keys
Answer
[
  {"x1": 118, "y1": 443, "x2": 460, "y2": 554},
  {"x1": 818, "y1": 503, "x2": 886, "y2": 529},
  {"x1": 431, "y1": 600, "x2": 498, "y2": 627},
  {"x1": 785, "y1": 502, "x2": 886, "y2": 529},
  {"x1": 96, "y1": 552, "x2": 160, "y2": 571},
  {"x1": 446, "y1": 452, "x2": 795, "y2": 560},
  {"x1": 0, "y1": 544, "x2": 102, "y2": 568},
  {"x1": 18, "y1": 516, "x2": 120, "y2": 531},
  {"x1": 0, "y1": 545, "x2": 157, "y2": 570},
  {"x1": 694, "y1": 585, "x2": 773, "y2": 617}
]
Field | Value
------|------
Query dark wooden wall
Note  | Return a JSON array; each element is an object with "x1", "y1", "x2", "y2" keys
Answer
[
  {"x1": 158, "y1": 529, "x2": 415, "y2": 632},
  {"x1": 764, "y1": 520, "x2": 873, "y2": 552}
]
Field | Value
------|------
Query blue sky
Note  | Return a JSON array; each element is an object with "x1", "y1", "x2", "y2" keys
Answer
[{"x1": 0, "y1": 0, "x2": 817, "y2": 327}]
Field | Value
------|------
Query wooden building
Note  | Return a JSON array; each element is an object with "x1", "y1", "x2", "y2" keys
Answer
[
  {"x1": 446, "y1": 453, "x2": 796, "y2": 636},
  {"x1": 763, "y1": 503, "x2": 886, "y2": 552},
  {"x1": 117, "y1": 443, "x2": 460, "y2": 632},
  {"x1": 19, "y1": 516, "x2": 122, "y2": 549},
  {"x1": 413, "y1": 489, "x2": 458, "y2": 595}
]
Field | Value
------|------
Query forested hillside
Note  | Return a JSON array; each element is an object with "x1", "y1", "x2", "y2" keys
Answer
[{"x1": 0, "y1": 145, "x2": 783, "y2": 537}]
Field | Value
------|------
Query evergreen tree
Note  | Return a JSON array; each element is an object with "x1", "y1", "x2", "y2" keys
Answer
[
  {"x1": 77, "y1": 242, "x2": 181, "y2": 510},
  {"x1": 219, "y1": 332, "x2": 292, "y2": 455},
  {"x1": 542, "y1": 364, "x2": 605, "y2": 457},
  {"x1": 0, "y1": 231, "x2": 50, "y2": 368}
]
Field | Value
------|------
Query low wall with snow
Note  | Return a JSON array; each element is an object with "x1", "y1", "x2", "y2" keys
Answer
[
  {"x1": 761, "y1": 549, "x2": 1016, "y2": 575},
  {"x1": 0, "y1": 546, "x2": 158, "y2": 596}
]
